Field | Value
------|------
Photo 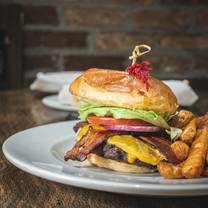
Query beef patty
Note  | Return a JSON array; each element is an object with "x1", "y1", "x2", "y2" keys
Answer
[{"x1": 92, "y1": 143, "x2": 156, "y2": 170}]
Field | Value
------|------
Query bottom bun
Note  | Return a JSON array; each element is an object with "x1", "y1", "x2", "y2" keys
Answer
[{"x1": 86, "y1": 153, "x2": 155, "y2": 173}]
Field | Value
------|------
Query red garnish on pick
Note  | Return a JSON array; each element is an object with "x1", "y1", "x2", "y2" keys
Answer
[{"x1": 127, "y1": 60, "x2": 153, "y2": 91}]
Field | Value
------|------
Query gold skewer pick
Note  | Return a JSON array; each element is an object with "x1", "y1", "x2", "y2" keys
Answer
[{"x1": 129, "y1": 45, "x2": 151, "y2": 65}]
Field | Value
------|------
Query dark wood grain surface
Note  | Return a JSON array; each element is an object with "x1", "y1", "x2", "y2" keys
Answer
[{"x1": 1, "y1": 89, "x2": 208, "y2": 208}]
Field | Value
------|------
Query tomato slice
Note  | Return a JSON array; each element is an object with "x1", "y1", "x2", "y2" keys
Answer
[{"x1": 87, "y1": 116, "x2": 151, "y2": 126}]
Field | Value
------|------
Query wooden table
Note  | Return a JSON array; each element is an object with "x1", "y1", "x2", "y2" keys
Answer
[{"x1": 1, "y1": 89, "x2": 208, "y2": 208}]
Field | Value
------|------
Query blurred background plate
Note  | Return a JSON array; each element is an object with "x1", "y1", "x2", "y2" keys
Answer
[
  {"x1": 42, "y1": 95, "x2": 78, "y2": 111},
  {"x1": 30, "y1": 71, "x2": 82, "y2": 93},
  {"x1": 41, "y1": 78, "x2": 199, "y2": 111}
]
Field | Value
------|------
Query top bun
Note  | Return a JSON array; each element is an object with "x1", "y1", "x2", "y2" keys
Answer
[{"x1": 70, "y1": 68, "x2": 178, "y2": 115}]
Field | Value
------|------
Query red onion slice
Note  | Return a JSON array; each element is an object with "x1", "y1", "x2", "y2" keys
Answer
[{"x1": 104, "y1": 125, "x2": 161, "y2": 132}]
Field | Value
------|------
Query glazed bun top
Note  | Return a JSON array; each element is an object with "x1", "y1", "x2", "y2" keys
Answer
[{"x1": 70, "y1": 68, "x2": 178, "y2": 115}]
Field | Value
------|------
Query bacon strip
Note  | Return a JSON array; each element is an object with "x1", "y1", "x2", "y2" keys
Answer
[
  {"x1": 64, "y1": 127, "x2": 118, "y2": 161},
  {"x1": 73, "y1": 121, "x2": 88, "y2": 133},
  {"x1": 140, "y1": 136, "x2": 180, "y2": 164}
]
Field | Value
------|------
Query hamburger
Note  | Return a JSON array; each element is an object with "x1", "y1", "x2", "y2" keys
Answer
[{"x1": 64, "y1": 68, "x2": 182, "y2": 173}]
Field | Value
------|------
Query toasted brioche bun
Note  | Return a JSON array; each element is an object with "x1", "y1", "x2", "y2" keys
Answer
[
  {"x1": 70, "y1": 68, "x2": 178, "y2": 115},
  {"x1": 85, "y1": 153, "x2": 155, "y2": 173}
]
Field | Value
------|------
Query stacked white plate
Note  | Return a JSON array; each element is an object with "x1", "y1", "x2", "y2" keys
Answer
[{"x1": 30, "y1": 71, "x2": 198, "y2": 111}]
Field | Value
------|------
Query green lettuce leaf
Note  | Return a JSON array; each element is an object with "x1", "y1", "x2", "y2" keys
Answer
[
  {"x1": 79, "y1": 99, "x2": 105, "y2": 111},
  {"x1": 79, "y1": 106, "x2": 170, "y2": 129},
  {"x1": 166, "y1": 127, "x2": 182, "y2": 142},
  {"x1": 79, "y1": 99, "x2": 181, "y2": 141}
]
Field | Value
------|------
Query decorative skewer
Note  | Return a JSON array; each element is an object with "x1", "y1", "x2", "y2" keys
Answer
[
  {"x1": 129, "y1": 45, "x2": 151, "y2": 65},
  {"x1": 127, "y1": 45, "x2": 153, "y2": 91}
]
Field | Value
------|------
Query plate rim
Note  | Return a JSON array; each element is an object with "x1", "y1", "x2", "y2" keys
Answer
[
  {"x1": 2, "y1": 120, "x2": 208, "y2": 196},
  {"x1": 42, "y1": 95, "x2": 78, "y2": 111}
]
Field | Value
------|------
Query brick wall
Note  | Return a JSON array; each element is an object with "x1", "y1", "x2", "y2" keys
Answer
[{"x1": 1, "y1": 0, "x2": 208, "y2": 83}]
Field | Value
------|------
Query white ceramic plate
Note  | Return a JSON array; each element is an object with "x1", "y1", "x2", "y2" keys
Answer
[
  {"x1": 42, "y1": 95, "x2": 78, "y2": 111},
  {"x1": 3, "y1": 121, "x2": 208, "y2": 196}
]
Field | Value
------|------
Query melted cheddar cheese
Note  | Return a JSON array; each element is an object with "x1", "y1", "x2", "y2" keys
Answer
[
  {"x1": 76, "y1": 124, "x2": 104, "y2": 141},
  {"x1": 107, "y1": 135, "x2": 165, "y2": 165}
]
